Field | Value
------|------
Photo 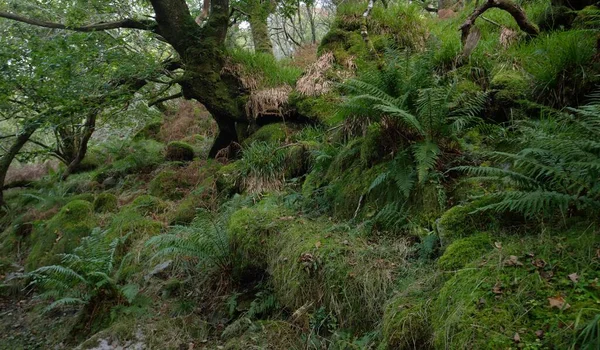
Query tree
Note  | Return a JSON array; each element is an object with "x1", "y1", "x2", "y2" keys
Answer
[{"x1": 2, "y1": 0, "x2": 289, "y2": 158}]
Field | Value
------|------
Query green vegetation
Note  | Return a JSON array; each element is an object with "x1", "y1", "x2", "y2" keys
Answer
[{"x1": 1, "y1": 0, "x2": 599, "y2": 348}]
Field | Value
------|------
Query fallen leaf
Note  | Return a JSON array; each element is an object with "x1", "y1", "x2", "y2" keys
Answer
[
  {"x1": 548, "y1": 296, "x2": 571, "y2": 310},
  {"x1": 492, "y1": 282, "x2": 503, "y2": 295},
  {"x1": 526, "y1": 252, "x2": 535, "y2": 258},
  {"x1": 541, "y1": 270, "x2": 554, "y2": 280},
  {"x1": 504, "y1": 255, "x2": 523, "y2": 267},
  {"x1": 535, "y1": 330, "x2": 544, "y2": 339},
  {"x1": 568, "y1": 273, "x2": 579, "y2": 283},
  {"x1": 494, "y1": 241, "x2": 503, "y2": 250},
  {"x1": 513, "y1": 332, "x2": 521, "y2": 343},
  {"x1": 315, "y1": 241, "x2": 322, "y2": 249},
  {"x1": 532, "y1": 259, "x2": 546, "y2": 268}
]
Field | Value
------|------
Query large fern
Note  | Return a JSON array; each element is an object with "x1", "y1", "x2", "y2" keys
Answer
[
  {"x1": 27, "y1": 229, "x2": 138, "y2": 313},
  {"x1": 456, "y1": 96, "x2": 600, "y2": 218}
]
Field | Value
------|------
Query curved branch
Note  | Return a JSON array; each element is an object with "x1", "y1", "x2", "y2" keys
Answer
[
  {"x1": 148, "y1": 92, "x2": 183, "y2": 107},
  {"x1": 0, "y1": 11, "x2": 158, "y2": 32},
  {"x1": 459, "y1": 0, "x2": 538, "y2": 44}
]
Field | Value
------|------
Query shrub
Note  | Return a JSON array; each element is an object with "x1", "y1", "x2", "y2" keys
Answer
[{"x1": 165, "y1": 141, "x2": 195, "y2": 162}]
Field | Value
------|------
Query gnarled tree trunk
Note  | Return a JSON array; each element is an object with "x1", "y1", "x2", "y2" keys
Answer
[{"x1": 0, "y1": 123, "x2": 39, "y2": 208}]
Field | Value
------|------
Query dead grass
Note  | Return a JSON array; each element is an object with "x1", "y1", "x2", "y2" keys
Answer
[
  {"x1": 221, "y1": 61, "x2": 260, "y2": 91},
  {"x1": 290, "y1": 44, "x2": 318, "y2": 69},
  {"x1": 5, "y1": 160, "x2": 59, "y2": 187},
  {"x1": 295, "y1": 52, "x2": 335, "y2": 97},
  {"x1": 158, "y1": 100, "x2": 216, "y2": 143},
  {"x1": 245, "y1": 86, "x2": 293, "y2": 120}
]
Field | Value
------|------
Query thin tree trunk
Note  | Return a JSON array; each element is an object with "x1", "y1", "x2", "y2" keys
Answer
[
  {"x1": 250, "y1": 15, "x2": 273, "y2": 54},
  {"x1": 306, "y1": 3, "x2": 317, "y2": 44},
  {"x1": 0, "y1": 123, "x2": 39, "y2": 207},
  {"x1": 61, "y1": 113, "x2": 96, "y2": 180}
]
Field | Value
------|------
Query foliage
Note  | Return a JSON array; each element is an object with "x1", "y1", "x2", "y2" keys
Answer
[{"x1": 456, "y1": 95, "x2": 600, "y2": 219}]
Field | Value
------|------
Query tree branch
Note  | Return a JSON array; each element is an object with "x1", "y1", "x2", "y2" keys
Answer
[
  {"x1": 0, "y1": 11, "x2": 158, "y2": 32},
  {"x1": 149, "y1": 92, "x2": 183, "y2": 107},
  {"x1": 459, "y1": 0, "x2": 538, "y2": 44}
]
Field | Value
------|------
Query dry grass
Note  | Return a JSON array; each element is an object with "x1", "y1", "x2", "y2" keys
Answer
[
  {"x1": 500, "y1": 27, "x2": 518, "y2": 48},
  {"x1": 5, "y1": 160, "x2": 59, "y2": 187},
  {"x1": 290, "y1": 43, "x2": 318, "y2": 69},
  {"x1": 295, "y1": 52, "x2": 335, "y2": 97},
  {"x1": 245, "y1": 85, "x2": 293, "y2": 120},
  {"x1": 158, "y1": 100, "x2": 216, "y2": 142},
  {"x1": 222, "y1": 61, "x2": 260, "y2": 91}
]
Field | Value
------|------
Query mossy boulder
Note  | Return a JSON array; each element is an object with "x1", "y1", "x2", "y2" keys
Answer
[
  {"x1": 133, "y1": 121, "x2": 162, "y2": 141},
  {"x1": 244, "y1": 123, "x2": 289, "y2": 145},
  {"x1": 149, "y1": 169, "x2": 191, "y2": 200},
  {"x1": 93, "y1": 193, "x2": 118, "y2": 213},
  {"x1": 437, "y1": 233, "x2": 492, "y2": 270},
  {"x1": 26, "y1": 200, "x2": 97, "y2": 270},
  {"x1": 216, "y1": 162, "x2": 242, "y2": 196},
  {"x1": 167, "y1": 185, "x2": 215, "y2": 225},
  {"x1": 490, "y1": 70, "x2": 531, "y2": 105},
  {"x1": 432, "y1": 230, "x2": 600, "y2": 349},
  {"x1": 165, "y1": 141, "x2": 194, "y2": 162},
  {"x1": 69, "y1": 193, "x2": 95, "y2": 203},
  {"x1": 436, "y1": 197, "x2": 499, "y2": 242},
  {"x1": 127, "y1": 195, "x2": 168, "y2": 217},
  {"x1": 228, "y1": 200, "x2": 290, "y2": 273},
  {"x1": 383, "y1": 296, "x2": 433, "y2": 349}
]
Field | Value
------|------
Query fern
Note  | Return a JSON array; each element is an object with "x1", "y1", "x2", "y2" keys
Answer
[
  {"x1": 456, "y1": 95, "x2": 600, "y2": 218},
  {"x1": 27, "y1": 228, "x2": 139, "y2": 313}
]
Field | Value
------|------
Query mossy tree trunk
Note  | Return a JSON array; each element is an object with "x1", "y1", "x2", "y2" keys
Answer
[
  {"x1": 0, "y1": 123, "x2": 39, "y2": 207},
  {"x1": 0, "y1": 0, "x2": 255, "y2": 158}
]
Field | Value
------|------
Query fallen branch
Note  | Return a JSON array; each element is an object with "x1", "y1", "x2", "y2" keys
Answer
[{"x1": 459, "y1": 0, "x2": 538, "y2": 44}]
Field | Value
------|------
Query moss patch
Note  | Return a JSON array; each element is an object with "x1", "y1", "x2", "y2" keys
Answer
[
  {"x1": 26, "y1": 200, "x2": 97, "y2": 270},
  {"x1": 126, "y1": 195, "x2": 168, "y2": 217},
  {"x1": 93, "y1": 193, "x2": 118, "y2": 213},
  {"x1": 165, "y1": 141, "x2": 195, "y2": 162},
  {"x1": 437, "y1": 233, "x2": 492, "y2": 270}
]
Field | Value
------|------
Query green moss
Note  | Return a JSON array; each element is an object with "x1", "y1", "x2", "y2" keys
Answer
[
  {"x1": 105, "y1": 209, "x2": 163, "y2": 242},
  {"x1": 244, "y1": 123, "x2": 288, "y2": 145},
  {"x1": 437, "y1": 197, "x2": 499, "y2": 242},
  {"x1": 437, "y1": 233, "x2": 492, "y2": 270},
  {"x1": 93, "y1": 193, "x2": 118, "y2": 213},
  {"x1": 127, "y1": 195, "x2": 168, "y2": 217},
  {"x1": 490, "y1": 69, "x2": 531, "y2": 104},
  {"x1": 93, "y1": 140, "x2": 165, "y2": 182},
  {"x1": 69, "y1": 193, "x2": 95, "y2": 203},
  {"x1": 289, "y1": 92, "x2": 341, "y2": 125},
  {"x1": 216, "y1": 162, "x2": 242, "y2": 196},
  {"x1": 432, "y1": 229, "x2": 600, "y2": 349},
  {"x1": 26, "y1": 200, "x2": 97, "y2": 270},
  {"x1": 165, "y1": 141, "x2": 195, "y2": 162},
  {"x1": 167, "y1": 181, "x2": 216, "y2": 225},
  {"x1": 133, "y1": 121, "x2": 162, "y2": 141},
  {"x1": 228, "y1": 200, "x2": 290, "y2": 273},
  {"x1": 149, "y1": 168, "x2": 194, "y2": 200},
  {"x1": 270, "y1": 219, "x2": 405, "y2": 331},
  {"x1": 360, "y1": 123, "x2": 384, "y2": 166}
]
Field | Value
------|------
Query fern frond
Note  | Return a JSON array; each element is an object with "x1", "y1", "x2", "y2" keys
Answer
[{"x1": 413, "y1": 141, "x2": 440, "y2": 183}]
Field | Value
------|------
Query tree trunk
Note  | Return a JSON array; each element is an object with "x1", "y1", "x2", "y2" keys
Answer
[
  {"x1": 306, "y1": 3, "x2": 317, "y2": 44},
  {"x1": 61, "y1": 114, "x2": 96, "y2": 180},
  {"x1": 250, "y1": 14, "x2": 273, "y2": 54},
  {"x1": 0, "y1": 123, "x2": 39, "y2": 208}
]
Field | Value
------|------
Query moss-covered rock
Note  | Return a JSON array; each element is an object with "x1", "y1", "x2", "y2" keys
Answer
[
  {"x1": 490, "y1": 70, "x2": 531, "y2": 105},
  {"x1": 437, "y1": 233, "x2": 492, "y2": 270},
  {"x1": 127, "y1": 195, "x2": 168, "y2": 217},
  {"x1": 69, "y1": 193, "x2": 95, "y2": 203},
  {"x1": 432, "y1": 229, "x2": 600, "y2": 349},
  {"x1": 165, "y1": 141, "x2": 194, "y2": 162},
  {"x1": 244, "y1": 123, "x2": 289, "y2": 145},
  {"x1": 93, "y1": 193, "x2": 118, "y2": 213},
  {"x1": 383, "y1": 295, "x2": 433, "y2": 349},
  {"x1": 216, "y1": 162, "x2": 242, "y2": 196},
  {"x1": 436, "y1": 197, "x2": 499, "y2": 242},
  {"x1": 26, "y1": 200, "x2": 97, "y2": 270},
  {"x1": 149, "y1": 169, "x2": 190, "y2": 200}
]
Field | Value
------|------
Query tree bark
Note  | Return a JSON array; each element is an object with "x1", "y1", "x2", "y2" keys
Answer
[
  {"x1": 61, "y1": 114, "x2": 96, "y2": 180},
  {"x1": 250, "y1": 14, "x2": 273, "y2": 54},
  {"x1": 460, "y1": 0, "x2": 539, "y2": 44},
  {"x1": 0, "y1": 123, "x2": 39, "y2": 208}
]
